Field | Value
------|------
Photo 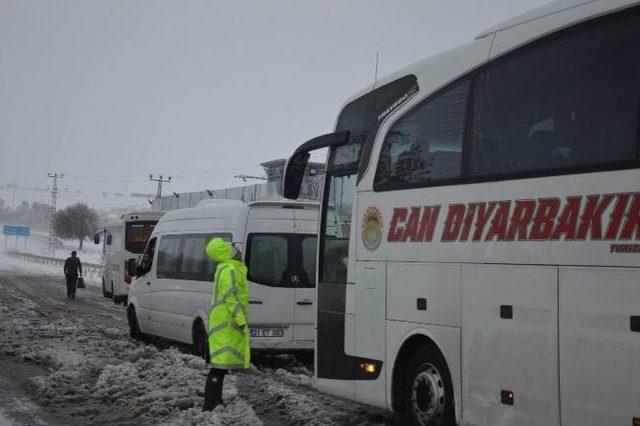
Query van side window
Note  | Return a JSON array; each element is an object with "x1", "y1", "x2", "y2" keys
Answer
[
  {"x1": 374, "y1": 80, "x2": 468, "y2": 190},
  {"x1": 470, "y1": 10, "x2": 640, "y2": 178},
  {"x1": 180, "y1": 234, "x2": 231, "y2": 282},
  {"x1": 156, "y1": 234, "x2": 232, "y2": 281},
  {"x1": 157, "y1": 236, "x2": 182, "y2": 279}
]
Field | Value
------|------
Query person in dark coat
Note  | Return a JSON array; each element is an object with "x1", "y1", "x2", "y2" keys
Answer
[{"x1": 63, "y1": 251, "x2": 82, "y2": 299}]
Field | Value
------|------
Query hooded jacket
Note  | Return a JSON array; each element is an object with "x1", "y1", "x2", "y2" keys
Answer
[{"x1": 205, "y1": 237, "x2": 250, "y2": 369}]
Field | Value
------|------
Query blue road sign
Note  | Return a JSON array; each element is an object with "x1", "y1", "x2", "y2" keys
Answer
[{"x1": 3, "y1": 225, "x2": 30, "y2": 237}]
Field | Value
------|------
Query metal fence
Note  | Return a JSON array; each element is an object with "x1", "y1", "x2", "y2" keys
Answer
[{"x1": 6, "y1": 251, "x2": 102, "y2": 280}]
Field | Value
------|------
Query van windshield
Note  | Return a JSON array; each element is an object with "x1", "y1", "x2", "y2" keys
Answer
[{"x1": 125, "y1": 221, "x2": 157, "y2": 254}]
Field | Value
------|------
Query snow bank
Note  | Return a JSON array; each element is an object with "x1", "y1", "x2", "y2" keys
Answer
[{"x1": 0, "y1": 281, "x2": 261, "y2": 425}]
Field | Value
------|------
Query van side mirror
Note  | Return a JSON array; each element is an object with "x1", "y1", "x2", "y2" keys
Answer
[
  {"x1": 282, "y1": 131, "x2": 350, "y2": 199},
  {"x1": 93, "y1": 233, "x2": 101, "y2": 244},
  {"x1": 127, "y1": 258, "x2": 138, "y2": 278}
]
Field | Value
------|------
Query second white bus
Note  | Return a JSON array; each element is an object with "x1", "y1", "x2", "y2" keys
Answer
[{"x1": 95, "y1": 210, "x2": 165, "y2": 306}]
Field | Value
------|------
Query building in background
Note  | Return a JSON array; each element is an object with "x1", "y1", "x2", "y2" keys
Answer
[{"x1": 152, "y1": 159, "x2": 324, "y2": 211}]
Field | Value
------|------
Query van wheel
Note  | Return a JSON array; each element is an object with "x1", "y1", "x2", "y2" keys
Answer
[
  {"x1": 102, "y1": 279, "x2": 109, "y2": 298},
  {"x1": 193, "y1": 321, "x2": 210, "y2": 363},
  {"x1": 127, "y1": 306, "x2": 142, "y2": 340},
  {"x1": 403, "y1": 344, "x2": 455, "y2": 426}
]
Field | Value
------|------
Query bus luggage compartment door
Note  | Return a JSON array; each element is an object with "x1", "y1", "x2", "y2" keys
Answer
[
  {"x1": 462, "y1": 264, "x2": 559, "y2": 426},
  {"x1": 559, "y1": 267, "x2": 640, "y2": 426}
]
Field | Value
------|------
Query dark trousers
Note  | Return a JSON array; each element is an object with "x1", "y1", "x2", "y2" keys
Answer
[
  {"x1": 65, "y1": 274, "x2": 77, "y2": 298},
  {"x1": 202, "y1": 368, "x2": 227, "y2": 411}
]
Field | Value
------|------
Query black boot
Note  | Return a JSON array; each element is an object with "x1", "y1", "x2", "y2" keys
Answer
[{"x1": 202, "y1": 369, "x2": 225, "y2": 411}]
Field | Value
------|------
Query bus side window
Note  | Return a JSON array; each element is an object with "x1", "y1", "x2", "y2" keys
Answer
[
  {"x1": 374, "y1": 80, "x2": 469, "y2": 191},
  {"x1": 470, "y1": 11, "x2": 640, "y2": 178}
]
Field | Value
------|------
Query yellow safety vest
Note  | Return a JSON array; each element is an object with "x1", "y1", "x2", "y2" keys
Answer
[{"x1": 206, "y1": 238, "x2": 250, "y2": 369}]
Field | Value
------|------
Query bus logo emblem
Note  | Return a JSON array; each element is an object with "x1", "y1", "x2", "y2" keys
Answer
[{"x1": 362, "y1": 206, "x2": 383, "y2": 251}]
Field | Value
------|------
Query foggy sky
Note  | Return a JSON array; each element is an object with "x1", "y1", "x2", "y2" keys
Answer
[{"x1": 0, "y1": 0, "x2": 550, "y2": 198}]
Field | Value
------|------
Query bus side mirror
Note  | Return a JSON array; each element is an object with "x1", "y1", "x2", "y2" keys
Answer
[
  {"x1": 127, "y1": 258, "x2": 138, "y2": 278},
  {"x1": 106, "y1": 234, "x2": 112, "y2": 245},
  {"x1": 93, "y1": 233, "x2": 101, "y2": 244},
  {"x1": 282, "y1": 130, "x2": 350, "y2": 200},
  {"x1": 283, "y1": 152, "x2": 310, "y2": 200}
]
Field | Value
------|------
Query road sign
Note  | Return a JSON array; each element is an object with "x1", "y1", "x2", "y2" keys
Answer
[{"x1": 3, "y1": 225, "x2": 30, "y2": 237}]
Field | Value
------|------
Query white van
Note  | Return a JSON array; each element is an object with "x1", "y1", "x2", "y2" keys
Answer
[
  {"x1": 95, "y1": 210, "x2": 165, "y2": 306},
  {"x1": 126, "y1": 199, "x2": 318, "y2": 357}
]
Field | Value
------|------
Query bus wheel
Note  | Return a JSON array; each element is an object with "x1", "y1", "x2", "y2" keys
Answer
[
  {"x1": 192, "y1": 321, "x2": 210, "y2": 363},
  {"x1": 404, "y1": 344, "x2": 454, "y2": 426},
  {"x1": 127, "y1": 306, "x2": 142, "y2": 340}
]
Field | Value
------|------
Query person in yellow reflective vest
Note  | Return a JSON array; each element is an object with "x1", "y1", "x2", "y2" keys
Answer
[{"x1": 202, "y1": 237, "x2": 250, "y2": 411}]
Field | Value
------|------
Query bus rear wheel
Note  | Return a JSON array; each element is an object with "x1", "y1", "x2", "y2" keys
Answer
[{"x1": 403, "y1": 344, "x2": 455, "y2": 426}]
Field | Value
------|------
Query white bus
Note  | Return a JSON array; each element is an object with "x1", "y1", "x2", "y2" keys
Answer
[
  {"x1": 95, "y1": 210, "x2": 165, "y2": 306},
  {"x1": 126, "y1": 199, "x2": 318, "y2": 356},
  {"x1": 282, "y1": 1, "x2": 640, "y2": 425}
]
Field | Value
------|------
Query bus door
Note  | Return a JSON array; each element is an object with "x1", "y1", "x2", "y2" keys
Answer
[{"x1": 282, "y1": 74, "x2": 420, "y2": 398}]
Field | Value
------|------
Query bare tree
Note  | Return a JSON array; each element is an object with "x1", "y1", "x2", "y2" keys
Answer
[{"x1": 54, "y1": 203, "x2": 99, "y2": 250}]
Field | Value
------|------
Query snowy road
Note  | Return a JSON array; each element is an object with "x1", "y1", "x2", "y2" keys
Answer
[{"x1": 0, "y1": 269, "x2": 398, "y2": 425}]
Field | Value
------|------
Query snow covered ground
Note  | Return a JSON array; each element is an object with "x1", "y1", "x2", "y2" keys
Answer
[
  {"x1": 2, "y1": 229, "x2": 103, "y2": 265},
  {"x1": 0, "y1": 263, "x2": 398, "y2": 425}
]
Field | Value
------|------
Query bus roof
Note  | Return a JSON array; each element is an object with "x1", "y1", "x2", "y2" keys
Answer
[
  {"x1": 335, "y1": 0, "x2": 639, "y2": 122},
  {"x1": 120, "y1": 210, "x2": 165, "y2": 221}
]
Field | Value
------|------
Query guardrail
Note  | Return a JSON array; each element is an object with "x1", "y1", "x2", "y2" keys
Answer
[{"x1": 6, "y1": 251, "x2": 102, "y2": 278}]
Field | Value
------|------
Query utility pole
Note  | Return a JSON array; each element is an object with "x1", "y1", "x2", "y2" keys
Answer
[
  {"x1": 6, "y1": 183, "x2": 17, "y2": 209},
  {"x1": 47, "y1": 173, "x2": 63, "y2": 256},
  {"x1": 149, "y1": 174, "x2": 171, "y2": 199}
]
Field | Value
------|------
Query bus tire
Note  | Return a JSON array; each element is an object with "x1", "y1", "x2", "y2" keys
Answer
[
  {"x1": 192, "y1": 320, "x2": 210, "y2": 363},
  {"x1": 127, "y1": 306, "x2": 142, "y2": 340},
  {"x1": 403, "y1": 344, "x2": 455, "y2": 426}
]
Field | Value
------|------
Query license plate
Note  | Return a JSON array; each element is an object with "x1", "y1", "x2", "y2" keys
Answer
[{"x1": 250, "y1": 327, "x2": 284, "y2": 338}]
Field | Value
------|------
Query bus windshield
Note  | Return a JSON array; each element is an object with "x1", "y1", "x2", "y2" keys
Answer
[
  {"x1": 320, "y1": 75, "x2": 419, "y2": 284},
  {"x1": 125, "y1": 221, "x2": 157, "y2": 254}
]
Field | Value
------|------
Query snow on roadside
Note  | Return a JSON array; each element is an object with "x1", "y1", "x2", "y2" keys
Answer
[
  {"x1": 0, "y1": 248, "x2": 102, "y2": 287},
  {"x1": 0, "y1": 277, "x2": 261, "y2": 425},
  {"x1": 238, "y1": 365, "x2": 394, "y2": 426},
  {"x1": 0, "y1": 409, "x2": 15, "y2": 426}
]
